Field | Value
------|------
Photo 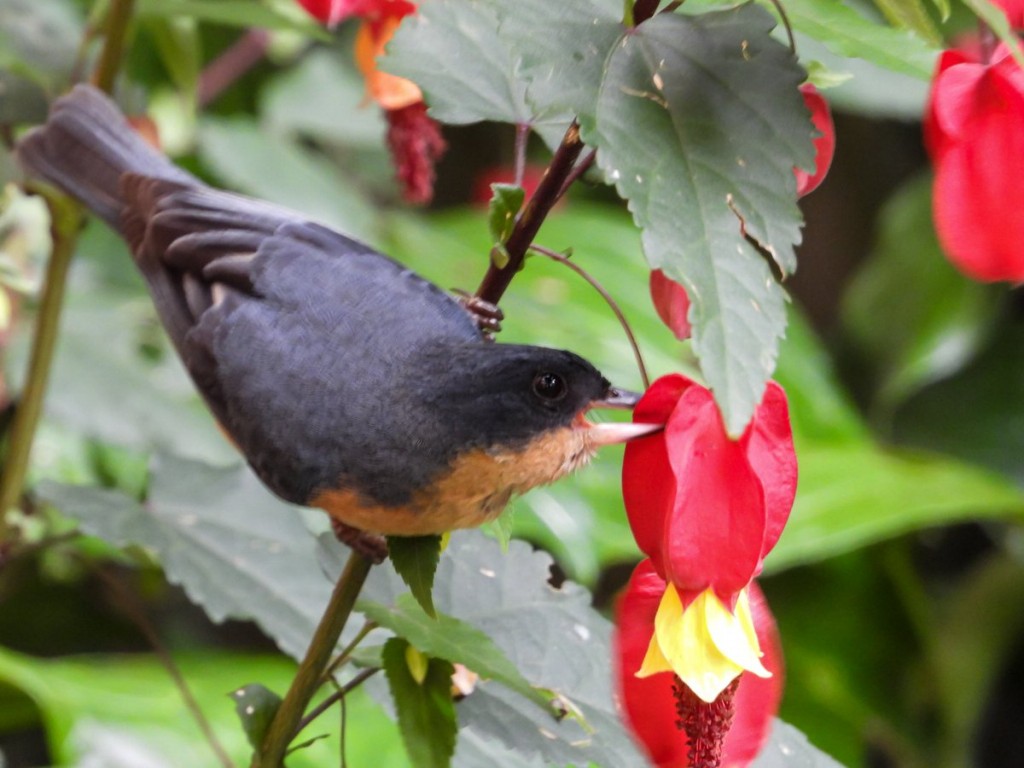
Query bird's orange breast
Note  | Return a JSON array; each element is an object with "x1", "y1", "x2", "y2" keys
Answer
[{"x1": 310, "y1": 425, "x2": 596, "y2": 535}]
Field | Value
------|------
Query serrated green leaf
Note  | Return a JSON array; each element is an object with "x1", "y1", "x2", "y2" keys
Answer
[
  {"x1": 761, "y1": 0, "x2": 938, "y2": 79},
  {"x1": 487, "y1": 183, "x2": 524, "y2": 246},
  {"x1": 841, "y1": 173, "x2": 1001, "y2": 411},
  {"x1": 36, "y1": 454, "x2": 335, "y2": 661},
  {"x1": 357, "y1": 594, "x2": 557, "y2": 716},
  {"x1": 962, "y1": 0, "x2": 1024, "y2": 68},
  {"x1": 383, "y1": 638, "x2": 457, "y2": 768},
  {"x1": 340, "y1": 533, "x2": 647, "y2": 765},
  {"x1": 589, "y1": 6, "x2": 812, "y2": 433},
  {"x1": 381, "y1": 0, "x2": 571, "y2": 148},
  {"x1": 230, "y1": 683, "x2": 281, "y2": 750},
  {"x1": 871, "y1": 0, "x2": 942, "y2": 46},
  {"x1": 387, "y1": 534, "x2": 443, "y2": 618},
  {"x1": 486, "y1": 0, "x2": 624, "y2": 135}
]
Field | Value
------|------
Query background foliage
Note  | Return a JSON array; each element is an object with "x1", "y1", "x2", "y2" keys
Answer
[{"x1": 1, "y1": 0, "x2": 1023, "y2": 766}]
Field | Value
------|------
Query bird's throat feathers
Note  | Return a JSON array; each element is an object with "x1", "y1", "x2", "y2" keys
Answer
[{"x1": 311, "y1": 422, "x2": 597, "y2": 535}]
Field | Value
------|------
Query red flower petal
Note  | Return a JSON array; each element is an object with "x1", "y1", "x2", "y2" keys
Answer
[
  {"x1": 793, "y1": 84, "x2": 835, "y2": 197},
  {"x1": 623, "y1": 375, "x2": 694, "y2": 577},
  {"x1": 742, "y1": 381, "x2": 797, "y2": 561},
  {"x1": 649, "y1": 270, "x2": 693, "y2": 340},
  {"x1": 662, "y1": 386, "x2": 765, "y2": 604},
  {"x1": 996, "y1": 0, "x2": 1024, "y2": 27},
  {"x1": 614, "y1": 562, "x2": 782, "y2": 768},
  {"x1": 926, "y1": 49, "x2": 1024, "y2": 282},
  {"x1": 297, "y1": 0, "x2": 414, "y2": 26}
]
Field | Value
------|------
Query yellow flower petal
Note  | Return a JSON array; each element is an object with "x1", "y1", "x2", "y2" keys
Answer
[
  {"x1": 635, "y1": 585, "x2": 772, "y2": 703},
  {"x1": 704, "y1": 589, "x2": 770, "y2": 679}
]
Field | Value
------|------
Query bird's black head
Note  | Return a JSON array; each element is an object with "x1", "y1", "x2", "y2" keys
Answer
[{"x1": 413, "y1": 342, "x2": 616, "y2": 451}]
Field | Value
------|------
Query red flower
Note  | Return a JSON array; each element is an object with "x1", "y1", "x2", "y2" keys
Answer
[
  {"x1": 794, "y1": 83, "x2": 835, "y2": 197},
  {"x1": 615, "y1": 561, "x2": 783, "y2": 768},
  {"x1": 296, "y1": 0, "x2": 446, "y2": 203},
  {"x1": 649, "y1": 270, "x2": 692, "y2": 341},
  {"x1": 925, "y1": 43, "x2": 1024, "y2": 281},
  {"x1": 995, "y1": 0, "x2": 1024, "y2": 27},
  {"x1": 623, "y1": 375, "x2": 796, "y2": 607}
]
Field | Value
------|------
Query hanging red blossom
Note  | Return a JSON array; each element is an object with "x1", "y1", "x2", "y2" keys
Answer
[
  {"x1": 615, "y1": 561, "x2": 783, "y2": 768},
  {"x1": 794, "y1": 83, "x2": 835, "y2": 197},
  {"x1": 296, "y1": 0, "x2": 446, "y2": 203},
  {"x1": 924, "y1": 41, "x2": 1024, "y2": 282},
  {"x1": 649, "y1": 270, "x2": 692, "y2": 341}
]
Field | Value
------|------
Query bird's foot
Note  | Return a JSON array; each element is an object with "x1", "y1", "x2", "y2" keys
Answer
[
  {"x1": 330, "y1": 518, "x2": 388, "y2": 564},
  {"x1": 453, "y1": 291, "x2": 504, "y2": 337}
]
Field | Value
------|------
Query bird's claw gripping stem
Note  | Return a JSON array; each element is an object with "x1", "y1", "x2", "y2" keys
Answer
[
  {"x1": 330, "y1": 519, "x2": 389, "y2": 564},
  {"x1": 454, "y1": 290, "x2": 504, "y2": 336}
]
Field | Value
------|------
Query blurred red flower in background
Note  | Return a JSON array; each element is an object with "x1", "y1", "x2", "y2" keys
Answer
[
  {"x1": 924, "y1": 39, "x2": 1024, "y2": 282},
  {"x1": 794, "y1": 83, "x2": 835, "y2": 197},
  {"x1": 296, "y1": 0, "x2": 445, "y2": 203}
]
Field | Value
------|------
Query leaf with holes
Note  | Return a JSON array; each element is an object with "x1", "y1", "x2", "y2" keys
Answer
[{"x1": 589, "y1": 6, "x2": 814, "y2": 433}]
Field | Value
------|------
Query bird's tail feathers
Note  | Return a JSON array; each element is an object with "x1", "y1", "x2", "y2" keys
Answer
[{"x1": 15, "y1": 85, "x2": 193, "y2": 229}]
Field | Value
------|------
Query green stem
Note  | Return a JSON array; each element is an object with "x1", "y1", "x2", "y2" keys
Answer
[
  {"x1": 92, "y1": 0, "x2": 136, "y2": 93},
  {"x1": 0, "y1": 198, "x2": 82, "y2": 526},
  {"x1": 253, "y1": 552, "x2": 374, "y2": 768}
]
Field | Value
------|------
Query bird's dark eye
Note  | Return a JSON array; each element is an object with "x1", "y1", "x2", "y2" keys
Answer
[{"x1": 532, "y1": 372, "x2": 567, "y2": 402}]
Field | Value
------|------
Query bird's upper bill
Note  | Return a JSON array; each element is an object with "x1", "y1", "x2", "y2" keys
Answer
[{"x1": 580, "y1": 386, "x2": 664, "y2": 447}]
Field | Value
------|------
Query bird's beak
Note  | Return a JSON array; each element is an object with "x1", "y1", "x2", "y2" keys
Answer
[{"x1": 581, "y1": 386, "x2": 664, "y2": 446}]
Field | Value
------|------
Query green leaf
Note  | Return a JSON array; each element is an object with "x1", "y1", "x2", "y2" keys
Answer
[
  {"x1": 136, "y1": 0, "x2": 326, "y2": 37},
  {"x1": 142, "y1": 16, "x2": 201, "y2": 98},
  {"x1": 870, "y1": 0, "x2": 942, "y2": 46},
  {"x1": 487, "y1": 0, "x2": 624, "y2": 135},
  {"x1": 230, "y1": 683, "x2": 281, "y2": 750},
  {"x1": 197, "y1": 117, "x2": 380, "y2": 242},
  {"x1": 0, "y1": 0, "x2": 83, "y2": 88},
  {"x1": 841, "y1": 173, "x2": 1002, "y2": 411},
  {"x1": 37, "y1": 454, "x2": 335, "y2": 661},
  {"x1": 486, "y1": 183, "x2": 524, "y2": 267},
  {"x1": 343, "y1": 532, "x2": 646, "y2": 765},
  {"x1": 758, "y1": 0, "x2": 939, "y2": 79},
  {"x1": 768, "y1": 444, "x2": 1024, "y2": 572},
  {"x1": 962, "y1": 0, "x2": 1024, "y2": 69},
  {"x1": 753, "y1": 721, "x2": 845, "y2": 767},
  {"x1": 387, "y1": 534, "x2": 443, "y2": 618},
  {"x1": 589, "y1": 6, "x2": 813, "y2": 433},
  {"x1": 382, "y1": 0, "x2": 571, "y2": 148},
  {"x1": 357, "y1": 594, "x2": 557, "y2": 716},
  {"x1": 0, "y1": 650, "x2": 407, "y2": 767},
  {"x1": 383, "y1": 638, "x2": 458, "y2": 768}
]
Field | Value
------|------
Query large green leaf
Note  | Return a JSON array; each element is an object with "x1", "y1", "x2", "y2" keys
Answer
[
  {"x1": 870, "y1": 0, "x2": 942, "y2": 45},
  {"x1": 0, "y1": 649, "x2": 406, "y2": 768},
  {"x1": 37, "y1": 455, "x2": 334, "y2": 661},
  {"x1": 383, "y1": 0, "x2": 571, "y2": 147},
  {"x1": 589, "y1": 6, "x2": 813, "y2": 434},
  {"x1": 486, "y1": 0, "x2": 624, "y2": 135},
  {"x1": 136, "y1": 0, "x2": 325, "y2": 36},
  {"x1": 0, "y1": 0, "x2": 82, "y2": 89},
  {"x1": 841, "y1": 174, "x2": 1002, "y2": 413}
]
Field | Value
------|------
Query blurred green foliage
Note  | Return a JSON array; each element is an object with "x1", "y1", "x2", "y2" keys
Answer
[{"x1": 1, "y1": 1, "x2": 1023, "y2": 767}]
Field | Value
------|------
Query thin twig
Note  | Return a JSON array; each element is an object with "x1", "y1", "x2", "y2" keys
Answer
[
  {"x1": 557, "y1": 150, "x2": 597, "y2": 200},
  {"x1": 530, "y1": 244, "x2": 650, "y2": 389},
  {"x1": 321, "y1": 619, "x2": 377, "y2": 684},
  {"x1": 513, "y1": 123, "x2": 529, "y2": 187},
  {"x1": 765, "y1": 0, "x2": 796, "y2": 54},
  {"x1": 475, "y1": 121, "x2": 584, "y2": 306},
  {"x1": 252, "y1": 551, "x2": 374, "y2": 768},
  {"x1": 198, "y1": 29, "x2": 272, "y2": 108},
  {"x1": 97, "y1": 567, "x2": 236, "y2": 768},
  {"x1": 295, "y1": 668, "x2": 380, "y2": 736}
]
